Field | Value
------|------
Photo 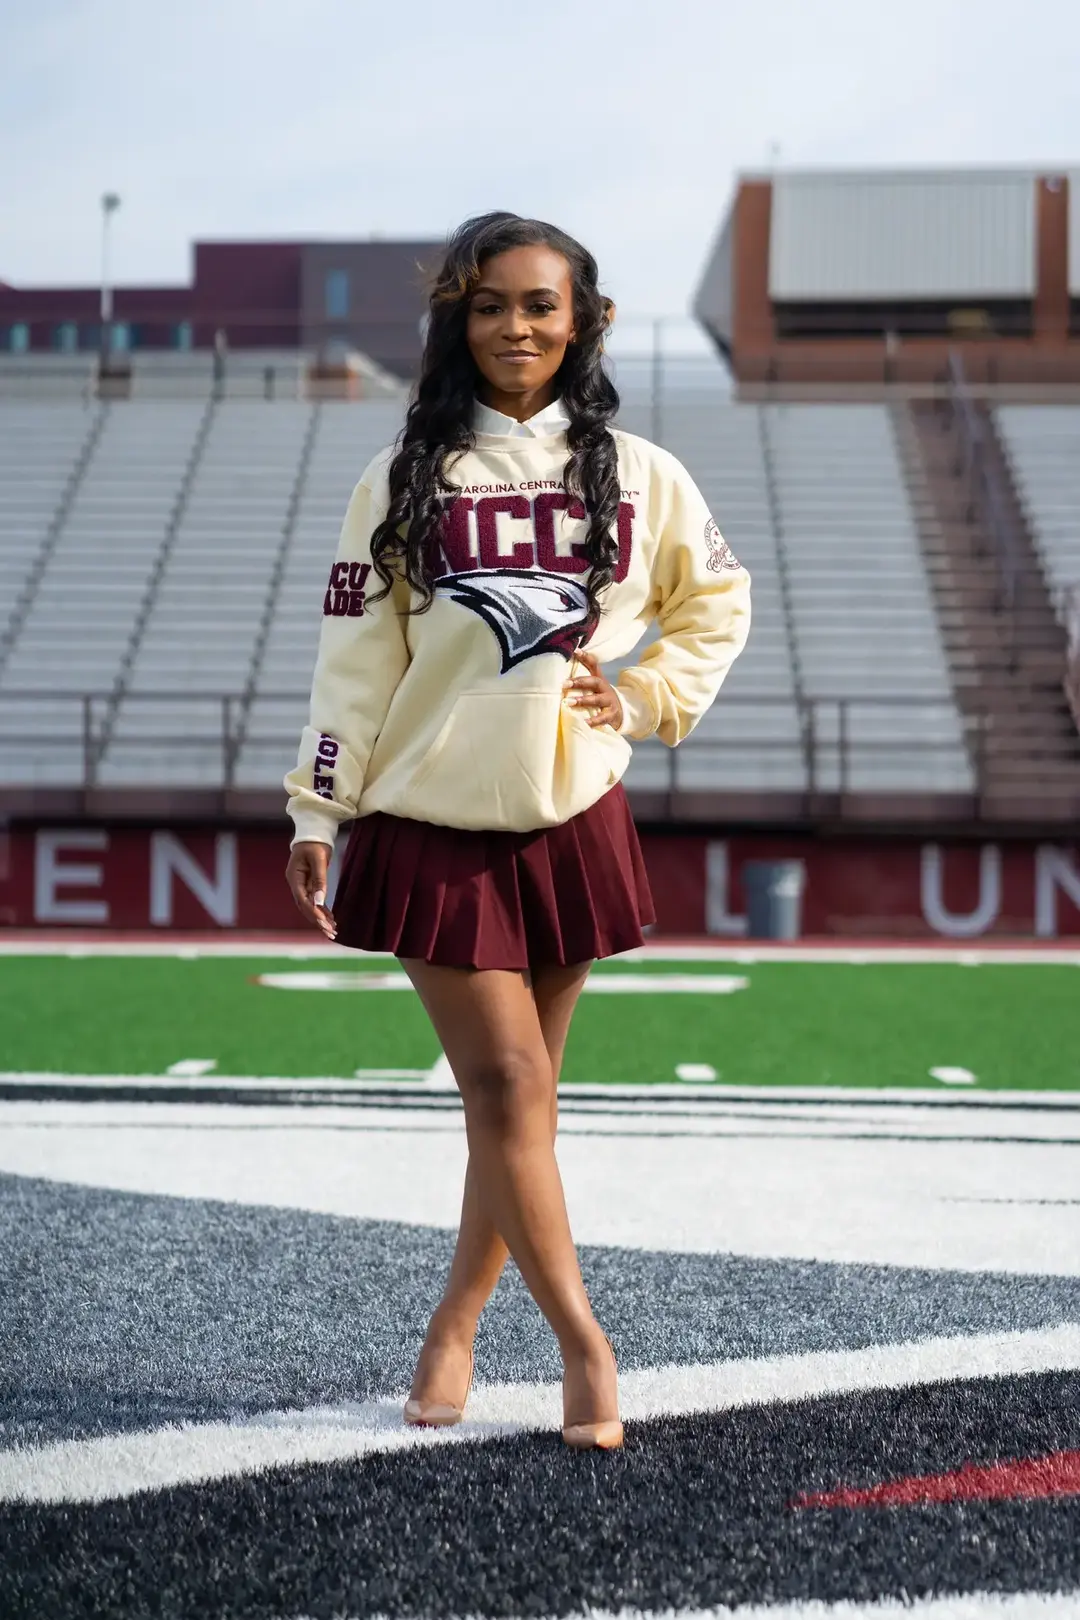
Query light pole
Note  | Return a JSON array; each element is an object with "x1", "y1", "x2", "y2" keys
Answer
[{"x1": 100, "y1": 192, "x2": 121, "y2": 362}]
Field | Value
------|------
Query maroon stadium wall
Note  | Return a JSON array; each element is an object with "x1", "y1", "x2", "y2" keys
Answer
[{"x1": 2, "y1": 827, "x2": 1079, "y2": 938}]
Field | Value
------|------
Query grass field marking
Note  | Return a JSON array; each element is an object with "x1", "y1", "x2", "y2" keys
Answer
[
  {"x1": 5, "y1": 1323, "x2": 1080, "y2": 1508},
  {"x1": 251, "y1": 970, "x2": 750, "y2": 995},
  {"x1": 352, "y1": 1068, "x2": 428, "y2": 1080},
  {"x1": 676, "y1": 1063, "x2": 719, "y2": 1082},
  {"x1": 256, "y1": 971, "x2": 414, "y2": 991},
  {"x1": 931, "y1": 1066, "x2": 978, "y2": 1087},
  {"x1": 4, "y1": 939, "x2": 1080, "y2": 963},
  {"x1": 424, "y1": 1051, "x2": 456, "y2": 1089},
  {"x1": 165, "y1": 1059, "x2": 218, "y2": 1077},
  {"x1": 5, "y1": 1073, "x2": 1080, "y2": 1111}
]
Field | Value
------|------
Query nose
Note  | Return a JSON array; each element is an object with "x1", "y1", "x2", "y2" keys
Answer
[{"x1": 500, "y1": 308, "x2": 531, "y2": 342}]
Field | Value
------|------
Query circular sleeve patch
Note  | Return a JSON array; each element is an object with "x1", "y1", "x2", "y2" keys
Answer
[{"x1": 704, "y1": 518, "x2": 742, "y2": 573}]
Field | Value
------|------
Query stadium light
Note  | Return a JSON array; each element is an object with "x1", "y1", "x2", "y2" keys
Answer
[{"x1": 100, "y1": 192, "x2": 121, "y2": 330}]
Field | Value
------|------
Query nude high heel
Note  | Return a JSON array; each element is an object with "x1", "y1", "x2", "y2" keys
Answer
[
  {"x1": 562, "y1": 1336, "x2": 623, "y2": 1451},
  {"x1": 403, "y1": 1348, "x2": 474, "y2": 1429}
]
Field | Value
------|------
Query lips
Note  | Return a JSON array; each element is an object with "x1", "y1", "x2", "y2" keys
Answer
[{"x1": 495, "y1": 352, "x2": 539, "y2": 363}]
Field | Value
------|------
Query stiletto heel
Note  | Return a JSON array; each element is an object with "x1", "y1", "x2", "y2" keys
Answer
[
  {"x1": 403, "y1": 1347, "x2": 474, "y2": 1428},
  {"x1": 562, "y1": 1336, "x2": 623, "y2": 1451}
]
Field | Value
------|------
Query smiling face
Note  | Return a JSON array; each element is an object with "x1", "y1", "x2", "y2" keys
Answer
[{"x1": 465, "y1": 244, "x2": 576, "y2": 421}]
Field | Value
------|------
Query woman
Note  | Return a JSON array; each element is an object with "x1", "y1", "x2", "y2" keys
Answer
[{"x1": 285, "y1": 211, "x2": 750, "y2": 1451}]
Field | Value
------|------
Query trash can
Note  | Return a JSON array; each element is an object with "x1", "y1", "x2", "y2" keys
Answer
[{"x1": 742, "y1": 860, "x2": 806, "y2": 940}]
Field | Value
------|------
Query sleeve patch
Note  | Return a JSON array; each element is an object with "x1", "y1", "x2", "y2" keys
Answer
[
  {"x1": 323, "y1": 560, "x2": 371, "y2": 617},
  {"x1": 704, "y1": 519, "x2": 742, "y2": 574}
]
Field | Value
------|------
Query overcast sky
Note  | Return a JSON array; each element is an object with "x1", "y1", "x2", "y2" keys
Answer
[{"x1": 2, "y1": 0, "x2": 1078, "y2": 331}]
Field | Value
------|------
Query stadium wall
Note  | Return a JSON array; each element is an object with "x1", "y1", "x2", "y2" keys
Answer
[{"x1": 3, "y1": 826, "x2": 1079, "y2": 938}]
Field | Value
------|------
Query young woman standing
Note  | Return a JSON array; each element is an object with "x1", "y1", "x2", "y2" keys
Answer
[{"x1": 285, "y1": 212, "x2": 750, "y2": 1450}]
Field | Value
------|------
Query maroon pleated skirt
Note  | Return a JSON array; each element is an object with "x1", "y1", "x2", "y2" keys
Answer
[{"x1": 332, "y1": 783, "x2": 655, "y2": 971}]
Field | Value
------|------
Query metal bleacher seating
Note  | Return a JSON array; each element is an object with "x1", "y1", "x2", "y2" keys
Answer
[
  {"x1": 1, "y1": 401, "x2": 207, "y2": 784},
  {"x1": 615, "y1": 383, "x2": 803, "y2": 792},
  {"x1": 996, "y1": 405, "x2": 1080, "y2": 605},
  {"x1": 0, "y1": 386, "x2": 978, "y2": 799},
  {"x1": 763, "y1": 404, "x2": 972, "y2": 793},
  {"x1": 234, "y1": 400, "x2": 403, "y2": 787},
  {"x1": 100, "y1": 401, "x2": 315, "y2": 785}
]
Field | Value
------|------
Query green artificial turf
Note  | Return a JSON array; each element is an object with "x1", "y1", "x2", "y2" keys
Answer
[{"x1": 1, "y1": 953, "x2": 1077, "y2": 1090}]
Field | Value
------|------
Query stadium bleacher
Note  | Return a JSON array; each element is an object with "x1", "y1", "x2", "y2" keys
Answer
[
  {"x1": 0, "y1": 394, "x2": 986, "y2": 795},
  {"x1": 235, "y1": 399, "x2": 404, "y2": 788},
  {"x1": 996, "y1": 405, "x2": 1080, "y2": 610}
]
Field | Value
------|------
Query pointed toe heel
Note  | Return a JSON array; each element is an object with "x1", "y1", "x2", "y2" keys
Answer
[
  {"x1": 562, "y1": 1336, "x2": 623, "y2": 1451},
  {"x1": 560, "y1": 1418, "x2": 624, "y2": 1450},
  {"x1": 402, "y1": 1349, "x2": 474, "y2": 1429}
]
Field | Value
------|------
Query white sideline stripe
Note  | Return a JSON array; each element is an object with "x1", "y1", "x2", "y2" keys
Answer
[
  {"x1": 466, "y1": 1596, "x2": 1080, "y2": 1620},
  {"x1": 3, "y1": 1072, "x2": 1080, "y2": 1110},
  {"x1": 2, "y1": 939, "x2": 1079, "y2": 964},
  {"x1": 4, "y1": 1325, "x2": 1080, "y2": 1506},
  {"x1": 255, "y1": 971, "x2": 751, "y2": 994}
]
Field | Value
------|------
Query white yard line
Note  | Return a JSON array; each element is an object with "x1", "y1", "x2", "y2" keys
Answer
[
  {"x1": 1, "y1": 939, "x2": 1079, "y2": 964},
  {"x1": 3, "y1": 1324, "x2": 1079, "y2": 1506},
  {"x1": 499, "y1": 1598, "x2": 1080, "y2": 1620},
  {"x1": 3, "y1": 1072, "x2": 1080, "y2": 1108}
]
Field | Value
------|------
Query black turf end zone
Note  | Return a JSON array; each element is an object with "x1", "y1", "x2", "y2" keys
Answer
[{"x1": 3, "y1": 1370, "x2": 1080, "y2": 1620}]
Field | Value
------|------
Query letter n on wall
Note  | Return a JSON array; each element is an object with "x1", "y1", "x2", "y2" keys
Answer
[{"x1": 149, "y1": 833, "x2": 238, "y2": 927}]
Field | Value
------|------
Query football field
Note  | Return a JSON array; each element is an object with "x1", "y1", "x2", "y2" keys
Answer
[
  {"x1": 3, "y1": 943, "x2": 1078, "y2": 1091},
  {"x1": 2, "y1": 941, "x2": 1080, "y2": 1619}
]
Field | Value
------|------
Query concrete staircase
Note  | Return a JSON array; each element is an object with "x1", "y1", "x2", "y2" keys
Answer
[{"x1": 894, "y1": 399, "x2": 1080, "y2": 820}]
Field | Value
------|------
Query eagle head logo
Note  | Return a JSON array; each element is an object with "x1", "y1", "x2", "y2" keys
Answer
[{"x1": 435, "y1": 569, "x2": 594, "y2": 673}]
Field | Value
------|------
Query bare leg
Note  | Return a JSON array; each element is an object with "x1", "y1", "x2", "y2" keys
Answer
[
  {"x1": 410, "y1": 960, "x2": 590, "y2": 1356},
  {"x1": 401, "y1": 960, "x2": 615, "y2": 1425}
]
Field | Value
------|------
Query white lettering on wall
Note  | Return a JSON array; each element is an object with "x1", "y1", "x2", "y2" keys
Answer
[
  {"x1": 705, "y1": 841, "x2": 748, "y2": 936},
  {"x1": 34, "y1": 830, "x2": 109, "y2": 924},
  {"x1": 1034, "y1": 846, "x2": 1080, "y2": 939},
  {"x1": 149, "y1": 832, "x2": 238, "y2": 927},
  {"x1": 920, "y1": 843, "x2": 1001, "y2": 937}
]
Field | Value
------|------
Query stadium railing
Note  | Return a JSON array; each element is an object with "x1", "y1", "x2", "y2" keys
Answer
[
  {"x1": 1065, "y1": 585, "x2": 1080, "y2": 734},
  {"x1": 940, "y1": 351, "x2": 1030, "y2": 670},
  {"x1": 3, "y1": 689, "x2": 1072, "y2": 824}
]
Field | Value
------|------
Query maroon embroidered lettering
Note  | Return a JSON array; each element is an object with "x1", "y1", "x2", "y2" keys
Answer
[
  {"x1": 312, "y1": 734, "x2": 339, "y2": 800},
  {"x1": 323, "y1": 561, "x2": 372, "y2": 616},
  {"x1": 534, "y1": 492, "x2": 589, "y2": 573},
  {"x1": 615, "y1": 501, "x2": 635, "y2": 583},
  {"x1": 476, "y1": 494, "x2": 533, "y2": 568},
  {"x1": 436, "y1": 496, "x2": 475, "y2": 573},
  {"x1": 429, "y1": 493, "x2": 637, "y2": 583}
]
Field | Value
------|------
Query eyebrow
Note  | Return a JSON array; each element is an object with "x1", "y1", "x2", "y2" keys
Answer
[{"x1": 471, "y1": 285, "x2": 562, "y2": 299}]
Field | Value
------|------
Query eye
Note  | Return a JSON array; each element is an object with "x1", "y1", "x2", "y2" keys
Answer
[
  {"x1": 473, "y1": 302, "x2": 502, "y2": 315},
  {"x1": 530, "y1": 301, "x2": 556, "y2": 314}
]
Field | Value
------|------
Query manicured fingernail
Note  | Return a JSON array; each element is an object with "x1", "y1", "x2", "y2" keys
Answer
[{"x1": 313, "y1": 890, "x2": 325, "y2": 907}]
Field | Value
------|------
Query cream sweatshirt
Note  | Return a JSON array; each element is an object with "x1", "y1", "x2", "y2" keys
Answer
[{"x1": 285, "y1": 401, "x2": 751, "y2": 848}]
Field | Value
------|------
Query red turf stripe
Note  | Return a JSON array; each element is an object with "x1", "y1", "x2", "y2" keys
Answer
[{"x1": 794, "y1": 1449, "x2": 1080, "y2": 1509}]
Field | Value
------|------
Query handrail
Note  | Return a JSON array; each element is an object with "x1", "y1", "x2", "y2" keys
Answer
[
  {"x1": 1064, "y1": 584, "x2": 1080, "y2": 734},
  {"x1": 0, "y1": 690, "x2": 996, "y2": 804},
  {"x1": 755, "y1": 405, "x2": 812, "y2": 783},
  {"x1": 0, "y1": 402, "x2": 110, "y2": 675},
  {"x1": 88, "y1": 394, "x2": 220, "y2": 782},
  {"x1": 233, "y1": 402, "x2": 324, "y2": 784},
  {"x1": 945, "y1": 351, "x2": 1026, "y2": 625}
]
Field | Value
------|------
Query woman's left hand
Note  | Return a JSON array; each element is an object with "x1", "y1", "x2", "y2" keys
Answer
[{"x1": 564, "y1": 649, "x2": 624, "y2": 730}]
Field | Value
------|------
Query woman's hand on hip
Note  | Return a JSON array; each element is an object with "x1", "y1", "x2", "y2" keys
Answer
[
  {"x1": 286, "y1": 841, "x2": 337, "y2": 940},
  {"x1": 564, "y1": 649, "x2": 624, "y2": 730}
]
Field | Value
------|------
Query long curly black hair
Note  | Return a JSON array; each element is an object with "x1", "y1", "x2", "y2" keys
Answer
[{"x1": 366, "y1": 211, "x2": 621, "y2": 627}]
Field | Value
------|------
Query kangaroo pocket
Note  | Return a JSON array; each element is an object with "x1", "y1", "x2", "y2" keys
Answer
[{"x1": 404, "y1": 690, "x2": 632, "y2": 831}]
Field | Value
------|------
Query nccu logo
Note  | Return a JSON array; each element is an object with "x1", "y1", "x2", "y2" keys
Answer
[
  {"x1": 434, "y1": 492, "x2": 635, "y2": 582},
  {"x1": 323, "y1": 561, "x2": 371, "y2": 617},
  {"x1": 312, "y1": 733, "x2": 339, "y2": 800}
]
